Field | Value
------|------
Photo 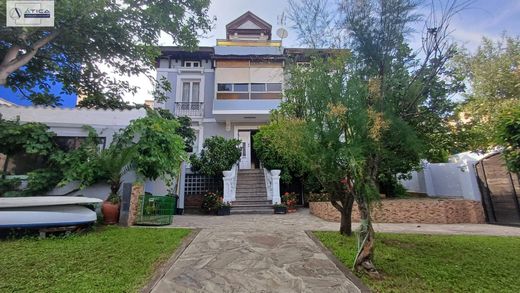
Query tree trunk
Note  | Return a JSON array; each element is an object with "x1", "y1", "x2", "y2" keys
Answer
[
  {"x1": 339, "y1": 196, "x2": 354, "y2": 235},
  {"x1": 354, "y1": 193, "x2": 380, "y2": 278}
]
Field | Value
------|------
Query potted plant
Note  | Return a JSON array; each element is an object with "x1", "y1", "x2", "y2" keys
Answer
[
  {"x1": 201, "y1": 191, "x2": 221, "y2": 214},
  {"x1": 217, "y1": 200, "x2": 232, "y2": 216},
  {"x1": 274, "y1": 203, "x2": 287, "y2": 214},
  {"x1": 282, "y1": 192, "x2": 297, "y2": 213},
  {"x1": 99, "y1": 146, "x2": 135, "y2": 224}
]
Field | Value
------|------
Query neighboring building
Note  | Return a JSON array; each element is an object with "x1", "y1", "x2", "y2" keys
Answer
[
  {"x1": 155, "y1": 11, "x2": 314, "y2": 213},
  {"x1": 0, "y1": 97, "x2": 15, "y2": 106}
]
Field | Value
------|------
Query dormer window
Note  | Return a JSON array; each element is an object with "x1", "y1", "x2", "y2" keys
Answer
[{"x1": 184, "y1": 61, "x2": 200, "y2": 68}]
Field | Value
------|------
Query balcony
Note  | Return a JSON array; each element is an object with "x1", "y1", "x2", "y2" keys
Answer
[
  {"x1": 212, "y1": 99, "x2": 281, "y2": 122},
  {"x1": 174, "y1": 102, "x2": 204, "y2": 117}
]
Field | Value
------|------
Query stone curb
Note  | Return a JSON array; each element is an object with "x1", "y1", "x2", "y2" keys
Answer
[
  {"x1": 141, "y1": 228, "x2": 201, "y2": 293},
  {"x1": 305, "y1": 230, "x2": 372, "y2": 293}
]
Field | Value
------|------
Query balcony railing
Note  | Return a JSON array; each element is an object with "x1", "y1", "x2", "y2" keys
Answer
[{"x1": 174, "y1": 102, "x2": 204, "y2": 117}]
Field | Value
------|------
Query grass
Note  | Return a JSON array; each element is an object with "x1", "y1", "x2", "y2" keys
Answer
[
  {"x1": 0, "y1": 226, "x2": 191, "y2": 292},
  {"x1": 314, "y1": 231, "x2": 520, "y2": 293}
]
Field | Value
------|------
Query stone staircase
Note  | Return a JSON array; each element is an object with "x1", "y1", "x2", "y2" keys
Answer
[{"x1": 232, "y1": 169, "x2": 273, "y2": 214}]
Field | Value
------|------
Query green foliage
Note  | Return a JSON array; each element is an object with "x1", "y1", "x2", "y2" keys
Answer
[
  {"x1": 190, "y1": 136, "x2": 242, "y2": 177},
  {"x1": 453, "y1": 35, "x2": 520, "y2": 151},
  {"x1": 98, "y1": 146, "x2": 136, "y2": 203},
  {"x1": 253, "y1": 117, "x2": 310, "y2": 182},
  {"x1": 54, "y1": 128, "x2": 105, "y2": 189},
  {"x1": 0, "y1": 178, "x2": 21, "y2": 196},
  {"x1": 496, "y1": 101, "x2": 520, "y2": 173},
  {"x1": 24, "y1": 169, "x2": 63, "y2": 196},
  {"x1": 0, "y1": 118, "x2": 56, "y2": 161},
  {"x1": 315, "y1": 231, "x2": 520, "y2": 292},
  {"x1": 0, "y1": 0, "x2": 212, "y2": 106},
  {"x1": 0, "y1": 227, "x2": 191, "y2": 292},
  {"x1": 154, "y1": 109, "x2": 197, "y2": 151},
  {"x1": 114, "y1": 111, "x2": 187, "y2": 183}
]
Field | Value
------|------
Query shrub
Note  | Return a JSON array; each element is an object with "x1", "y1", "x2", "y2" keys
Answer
[
  {"x1": 282, "y1": 192, "x2": 297, "y2": 206},
  {"x1": 190, "y1": 136, "x2": 241, "y2": 177},
  {"x1": 0, "y1": 178, "x2": 21, "y2": 196},
  {"x1": 201, "y1": 191, "x2": 221, "y2": 213}
]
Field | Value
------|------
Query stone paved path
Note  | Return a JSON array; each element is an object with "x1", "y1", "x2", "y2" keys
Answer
[{"x1": 150, "y1": 209, "x2": 520, "y2": 293}]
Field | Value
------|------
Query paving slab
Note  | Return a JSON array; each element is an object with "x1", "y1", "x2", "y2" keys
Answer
[{"x1": 150, "y1": 209, "x2": 520, "y2": 293}]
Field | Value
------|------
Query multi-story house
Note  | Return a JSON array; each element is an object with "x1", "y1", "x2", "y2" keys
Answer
[{"x1": 156, "y1": 12, "x2": 309, "y2": 213}]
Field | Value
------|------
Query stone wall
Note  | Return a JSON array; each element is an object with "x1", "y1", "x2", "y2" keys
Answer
[{"x1": 309, "y1": 198, "x2": 486, "y2": 224}]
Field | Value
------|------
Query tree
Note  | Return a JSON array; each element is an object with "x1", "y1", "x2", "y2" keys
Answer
[
  {"x1": 113, "y1": 111, "x2": 187, "y2": 186},
  {"x1": 453, "y1": 35, "x2": 520, "y2": 151},
  {"x1": 0, "y1": 0, "x2": 212, "y2": 106},
  {"x1": 190, "y1": 136, "x2": 242, "y2": 177},
  {"x1": 284, "y1": 0, "x2": 468, "y2": 275},
  {"x1": 496, "y1": 101, "x2": 520, "y2": 173}
]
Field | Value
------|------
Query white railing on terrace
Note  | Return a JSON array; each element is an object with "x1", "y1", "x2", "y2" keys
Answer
[
  {"x1": 223, "y1": 163, "x2": 239, "y2": 203},
  {"x1": 263, "y1": 168, "x2": 281, "y2": 204},
  {"x1": 174, "y1": 102, "x2": 204, "y2": 117}
]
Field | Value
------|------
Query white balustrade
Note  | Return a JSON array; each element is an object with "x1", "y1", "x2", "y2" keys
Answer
[
  {"x1": 223, "y1": 164, "x2": 238, "y2": 203},
  {"x1": 264, "y1": 168, "x2": 281, "y2": 204}
]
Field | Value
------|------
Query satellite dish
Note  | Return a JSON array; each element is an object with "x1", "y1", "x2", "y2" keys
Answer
[{"x1": 276, "y1": 27, "x2": 288, "y2": 39}]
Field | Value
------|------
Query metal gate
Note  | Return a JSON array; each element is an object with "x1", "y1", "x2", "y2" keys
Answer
[{"x1": 475, "y1": 152, "x2": 520, "y2": 225}]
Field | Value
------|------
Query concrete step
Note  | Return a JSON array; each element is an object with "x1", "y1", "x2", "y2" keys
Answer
[
  {"x1": 238, "y1": 169, "x2": 264, "y2": 174},
  {"x1": 235, "y1": 196, "x2": 269, "y2": 201},
  {"x1": 236, "y1": 193, "x2": 268, "y2": 198},
  {"x1": 236, "y1": 186, "x2": 266, "y2": 191},
  {"x1": 231, "y1": 201, "x2": 273, "y2": 208},
  {"x1": 231, "y1": 206, "x2": 273, "y2": 214}
]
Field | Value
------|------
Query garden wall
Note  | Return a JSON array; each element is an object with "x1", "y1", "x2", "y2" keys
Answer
[{"x1": 309, "y1": 198, "x2": 486, "y2": 224}]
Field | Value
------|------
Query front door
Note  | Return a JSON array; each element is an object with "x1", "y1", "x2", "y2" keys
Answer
[{"x1": 238, "y1": 131, "x2": 251, "y2": 169}]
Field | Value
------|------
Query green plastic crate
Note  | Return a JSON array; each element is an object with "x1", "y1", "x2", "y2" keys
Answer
[{"x1": 135, "y1": 194, "x2": 176, "y2": 226}]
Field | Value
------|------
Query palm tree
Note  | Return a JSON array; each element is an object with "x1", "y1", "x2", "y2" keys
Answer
[{"x1": 98, "y1": 146, "x2": 135, "y2": 203}]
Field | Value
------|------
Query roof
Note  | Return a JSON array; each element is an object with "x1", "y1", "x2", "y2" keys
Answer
[
  {"x1": 226, "y1": 11, "x2": 272, "y2": 40},
  {"x1": 158, "y1": 46, "x2": 214, "y2": 59}
]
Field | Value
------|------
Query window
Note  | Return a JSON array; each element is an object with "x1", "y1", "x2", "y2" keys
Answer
[
  {"x1": 233, "y1": 83, "x2": 249, "y2": 92},
  {"x1": 216, "y1": 83, "x2": 282, "y2": 100},
  {"x1": 183, "y1": 61, "x2": 200, "y2": 68},
  {"x1": 251, "y1": 83, "x2": 266, "y2": 92},
  {"x1": 217, "y1": 83, "x2": 232, "y2": 91},
  {"x1": 181, "y1": 81, "x2": 201, "y2": 103},
  {"x1": 266, "y1": 83, "x2": 282, "y2": 92}
]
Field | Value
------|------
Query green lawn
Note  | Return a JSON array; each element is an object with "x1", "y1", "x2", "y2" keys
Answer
[
  {"x1": 0, "y1": 227, "x2": 191, "y2": 292},
  {"x1": 314, "y1": 231, "x2": 520, "y2": 293}
]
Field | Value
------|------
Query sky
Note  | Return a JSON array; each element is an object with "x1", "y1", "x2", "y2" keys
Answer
[{"x1": 3, "y1": 0, "x2": 520, "y2": 106}]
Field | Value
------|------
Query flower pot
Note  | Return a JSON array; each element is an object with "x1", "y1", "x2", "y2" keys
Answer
[
  {"x1": 274, "y1": 206, "x2": 287, "y2": 214},
  {"x1": 217, "y1": 206, "x2": 231, "y2": 216},
  {"x1": 287, "y1": 206, "x2": 297, "y2": 213},
  {"x1": 102, "y1": 201, "x2": 120, "y2": 224}
]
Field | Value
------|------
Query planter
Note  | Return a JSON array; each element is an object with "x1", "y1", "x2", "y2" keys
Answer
[
  {"x1": 287, "y1": 206, "x2": 297, "y2": 213},
  {"x1": 274, "y1": 206, "x2": 287, "y2": 214},
  {"x1": 102, "y1": 201, "x2": 120, "y2": 224},
  {"x1": 217, "y1": 206, "x2": 231, "y2": 216}
]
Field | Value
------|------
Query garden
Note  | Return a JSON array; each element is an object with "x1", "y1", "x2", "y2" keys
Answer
[
  {"x1": 0, "y1": 227, "x2": 191, "y2": 292},
  {"x1": 315, "y1": 232, "x2": 520, "y2": 292}
]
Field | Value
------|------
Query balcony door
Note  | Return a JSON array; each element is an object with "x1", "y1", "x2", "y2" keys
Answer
[
  {"x1": 238, "y1": 131, "x2": 251, "y2": 169},
  {"x1": 181, "y1": 81, "x2": 200, "y2": 103}
]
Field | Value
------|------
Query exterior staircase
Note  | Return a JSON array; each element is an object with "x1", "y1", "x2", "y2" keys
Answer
[{"x1": 232, "y1": 169, "x2": 273, "y2": 214}]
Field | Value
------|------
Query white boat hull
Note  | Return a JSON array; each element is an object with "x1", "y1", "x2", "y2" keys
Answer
[
  {"x1": 0, "y1": 205, "x2": 97, "y2": 229},
  {"x1": 0, "y1": 196, "x2": 102, "y2": 208}
]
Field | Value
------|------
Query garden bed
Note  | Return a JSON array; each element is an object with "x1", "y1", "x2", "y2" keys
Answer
[
  {"x1": 314, "y1": 231, "x2": 520, "y2": 292},
  {"x1": 309, "y1": 198, "x2": 485, "y2": 224},
  {"x1": 0, "y1": 226, "x2": 190, "y2": 292}
]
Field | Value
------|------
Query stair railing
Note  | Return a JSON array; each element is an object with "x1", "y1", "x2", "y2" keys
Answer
[
  {"x1": 263, "y1": 168, "x2": 281, "y2": 204},
  {"x1": 223, "y1": 163, "x2": 239, "y2": 203}
]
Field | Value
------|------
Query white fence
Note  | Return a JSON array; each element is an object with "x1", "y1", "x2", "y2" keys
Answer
[{"x1": 400, "y1": 160, "x2": 482, "y2": 201}]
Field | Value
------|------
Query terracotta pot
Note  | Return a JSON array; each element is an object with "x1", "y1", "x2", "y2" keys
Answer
[
  {"x1": 102, "y1": 201, "x2": 120, "y2": 225},
  {"x1": 287, "y1": 206, "x2": 297, "y2": 213}
]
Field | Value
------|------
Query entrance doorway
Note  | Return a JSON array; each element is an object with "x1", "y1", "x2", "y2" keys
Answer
[{"x1": 238, "y1": 130, "x2": 260, "y2": 169}]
